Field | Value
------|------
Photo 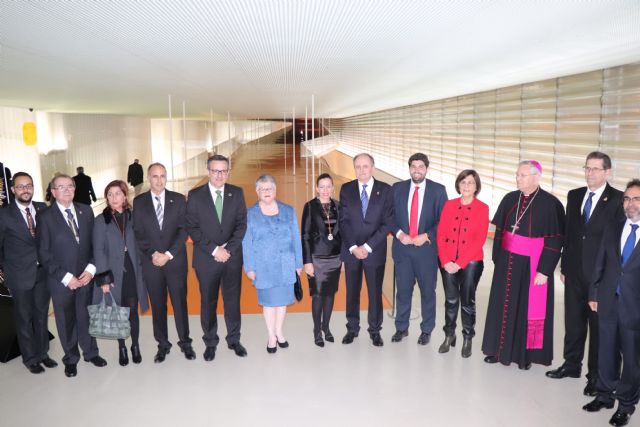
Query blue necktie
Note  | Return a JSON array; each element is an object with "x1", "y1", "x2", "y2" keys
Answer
[
  {"x1": 618, "y1": 224, "x2": 638, "y2": 295},
  {"x1": 582, "y1": 191, "x2": 595, "y2": 223},
  {"x1": 361, "y1": 184, "x2": 369, "y2": 218}
]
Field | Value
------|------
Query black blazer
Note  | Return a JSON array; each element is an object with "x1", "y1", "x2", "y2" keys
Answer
[
  {"x1": 0, "y1": 201, "x2": 47, "y2": 291},
  {"x1": 301, "y1": 198, "x2": 341, "y2": 264},
  {"x1": 339, "y1": 179, "x2": 394, "y2": 266},
  {"x1": 72, "y1": 173, "x2": 96, "y2": 205},
  {"x1": 561, "y1": 183, "x2": 624, "y2": 280},
  {"x1": 590, "y1": 219, "x2": 640, "y2": 329},
  {"x1": 132, "y1": 190, "x2": 188, "y2": 267},
  {"x1": 127, "y1": 163, "x2": 144, "y2": 187},
  {"x1": 186, "y1": 183, "x2": 247, "y2": 269},
  {"x1": 37, "y1": 203, "x2": 95, "y2": 292}
]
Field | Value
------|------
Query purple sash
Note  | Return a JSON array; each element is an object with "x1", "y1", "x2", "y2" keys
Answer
[{"x1": 502, "y1": 232, "x2": 546, "y2": 349}]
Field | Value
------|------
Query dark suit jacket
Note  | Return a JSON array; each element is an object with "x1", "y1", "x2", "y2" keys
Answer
[
  {"x1": 132, "y1": 190, "x2": 188, "y2": 270},
  {"x1": 339, "y1": 179, "x2": 394, "y2": 266},
  {"x1": 561, "y1": 183, "x2": 624, "y2": 280},
  {"x1": 186, "y1": 183, "x2": 247, "y2": 270},
  {"x1": 391, "y1": 179, "x2": 447, "y2": 263},
  {"x1": 37, "y1": 203, "x2": 95, "y2": 293},
  {"x1": 73, "y1": 173, "x2": 96, "y2": 205},
  {"x1": 127, "y1": 163, "x2": 144, "y2": 187},
  {"x1": 301, "y1": 198, "x2": 341, "y2": 263},
  {"x1": 590, "y1": 219, "x2": 640, "y2": 329},
  {"x1": 0, "y1": 201, "x2": 47, "y2": 291}
]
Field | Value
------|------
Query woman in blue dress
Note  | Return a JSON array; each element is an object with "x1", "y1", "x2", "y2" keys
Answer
[{"x1": 243, "y1": 175, "x2": 303, "y2": 353}]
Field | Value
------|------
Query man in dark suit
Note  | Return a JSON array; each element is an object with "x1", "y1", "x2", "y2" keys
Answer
[
  {"x1": 391, "y1": 153, "x2": 447, "y2": 345},
  {"x1": 72, "y1": 166, "x2": 97, "y2": 206},
  {"x1": 547, "y1": 152, "x2": 624, "y2": 395},
  {"x1": 133, "y1": 162, "x2": 195, "y2": 362},
  {"x1": 583, "y1": 179, "x2": 640, "y2": 427},
  {"x1": 127, "y1": 159, "x2": 144, "y2": 196},
  {"x1": 186, "y1": 155, "x2": 247, "y2": 361},
  {"x1": 339, "y1": 153, "x2": 394, "y2": 347},
  {"x1": 0, "y1": 172, "x2": 56, "y2": 374},
  {"x1": 37, "y1": 174, "x2": 106, "y2": 377}
]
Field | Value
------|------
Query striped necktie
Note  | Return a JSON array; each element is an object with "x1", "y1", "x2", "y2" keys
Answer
[
  {"x1": 155, "y1": 196, "x2": 163, "y2": 230},
  {"x1": 65, "y1": 209, "x2": 80, "y2": 243},
  {"x1": 361, "y1": 184, "x2": 369, "y2": 218}
]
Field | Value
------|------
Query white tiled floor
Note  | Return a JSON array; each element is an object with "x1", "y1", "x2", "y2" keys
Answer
[{"x1": 0, "y1": 261, "x2": 613, "y2": 427}]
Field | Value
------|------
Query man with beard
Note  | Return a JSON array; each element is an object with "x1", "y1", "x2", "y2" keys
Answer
[
  {"x1": 391, "y1": 153, "x2": 447, "y2": 345},
  {"x1": 0, "y1": 172, "x2": 56, "y2": 373},
  {"x1": 482, "y1": 160, "x2": 565, "y2": 370},
  {"x1": 583, "y1": 179, "x2": 640, "y2": 427}
]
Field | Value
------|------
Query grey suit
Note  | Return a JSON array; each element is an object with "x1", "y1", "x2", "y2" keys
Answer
[{"x1": 0, "y1": 202, "x2": 50, "y2": 366}]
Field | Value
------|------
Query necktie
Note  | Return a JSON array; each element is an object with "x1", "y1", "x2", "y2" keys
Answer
[
  {"x1": 215, "y1": 190, "x2": 223, "y2": 221},
  {"x1": 65, "y1": 209, "x2": 80, "y2": 243},
  {"x1": 361, "y1": 184, "x2": 369, "y2": 218},
  {"x1": 155, "y1": 196, "x2": 163, "y2": 230},
  {"x1": 617, "y1": 223, "x2": 638, "y2": 295},
  {"x1": 25, "y1": 207, "x2": 35, "y2": 238},
  {"x1": 409, "y1": 186, "x2": 419, "y2": 237},
  {"x1": 582, "y1": 191, "x2": 595, "y2": 223}
]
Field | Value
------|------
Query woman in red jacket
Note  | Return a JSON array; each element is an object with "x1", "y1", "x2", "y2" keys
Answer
[{"x1": 436, "y1": 170, "x2": 489, "y2": 358}]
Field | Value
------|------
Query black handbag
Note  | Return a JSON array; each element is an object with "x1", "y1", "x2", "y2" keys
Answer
[{"x1": 294, "y1": 273, "x2": 303, "y2": 302}]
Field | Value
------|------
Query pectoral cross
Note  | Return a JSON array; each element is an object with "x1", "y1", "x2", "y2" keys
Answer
[{"x1": 510, "y1": 224, "x2": 519, "y2": 233}]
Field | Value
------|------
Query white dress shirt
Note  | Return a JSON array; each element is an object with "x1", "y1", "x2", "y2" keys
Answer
[{"x1": 580, "y1": 182, "x2": 607, "y2": 215}]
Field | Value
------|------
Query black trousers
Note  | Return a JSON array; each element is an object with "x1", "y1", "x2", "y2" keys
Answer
[
  {"x1": 440, "y1": 261, "x2": 484, "y2": 338},
  {"x1": 562, "y1": 275, "x2": 599, "y2": 377},
  {"x1": 596, "y1": 309, "x2": 640, "y2": 414},
  {"x1": 118, "y1": 253, "x2": 140, "y2": 349},
  {"x1": 144, "y1": 262, "x2": 191, "y2": 350},
  {"x1": 345, "y1": 260, "x2": 385, "y2": 335},
  {"x1": 10, "y1": 269, "x2": 50, "y2": 366},
  {"x1": 195, "y1": 260, "x2": 242, "y2": 348}
]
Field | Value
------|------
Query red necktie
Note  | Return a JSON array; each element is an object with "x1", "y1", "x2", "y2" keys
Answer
[
  {"x1": 25, "y1": 207, "x2": 36, "y2": 238},
  {"x1": 409, "y1": 186, "x2": 419, "y2": 237}
]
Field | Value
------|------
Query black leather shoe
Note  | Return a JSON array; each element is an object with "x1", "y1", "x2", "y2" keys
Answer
[
  {"x1": 131, "y1": 345, "x2": 142, "y2": 364},
  {"x1": 582, "y1": 398, "x2": 614, "y2": 412},
  {"x1": 417, "y1": 332, "x2": 430, "y2": 346},
  {"x1": 203, "y1": 346, "x2": 216, "y2": 361},
  {"x1": 583, "y1": 377, "x2": 597, "y2": 396},
  {"x1": 27, "y1": 363, "x2": 45, "y2": 374},
  {"x1": 266, "y1": 344, "x2": 277, "y2": 354},
  {"x1": 342, "y1": 332, "x2": 358, "y2": 344},
  {"x1": 461, "y1": 338, "x2": 472, "y2": 358},
  {"x1": 371, "y1": 333, "x2": 384, "y2": 347},
  {"x1": 41, "y1": 356, "x2": 58, "y2": 368},
  {"x1": 391, "y1": 330, "x2": 408, "y2": 343},
  {"x1": 119, "y1": 347, "x2": 129, "y2": 366},
  {"x1": 438, "y1": 335, "x2": 456, "y2": 353},
  {"x1": 609, "y1": 410, "x2": 632, "y2": 426},
  {"x1": 518, "y1": 362, "x2": 532, "y2": 370},
  {"x1": 546, "y1": 365, "x2": 581, "y2": 379},
  {"x1": 181, "y1": 345, "x2": 196, "y2": 360},
  {"x1": 228, "y1": 342, "x2": 247, "y2": 357},
  {"x1": 154, "y1": 347, "x2": 170, "y2": 363},
  {"x1": 87, "y1": 355, "x2": 107, "y2": 367},
  {"x1": 314, "y1": 332, "x2": 325, "y2": 347},
  {"x1": 484, "y1": 355, "x2": 498, "y2": 364},
  {"x1": 323, "y1": 330, "x2": 334, "y2": 342},
  {"x1": 64, "y1": 364, "x2": 77, "y2": 378}
]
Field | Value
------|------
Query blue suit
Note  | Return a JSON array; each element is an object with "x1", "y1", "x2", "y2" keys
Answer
[{"x1": 392, "y1": 179, "x2": 447, "y2": 333}]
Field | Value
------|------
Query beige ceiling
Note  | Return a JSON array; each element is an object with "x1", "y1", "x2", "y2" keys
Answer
[{"x1": 1, "y1": 0, "x2": 639, "y2": 119}]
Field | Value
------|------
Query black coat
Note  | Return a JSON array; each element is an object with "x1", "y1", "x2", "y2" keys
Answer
[
  {"x1": 72, "y1": 173, "x2": 96, "y2": 205},
  {"x1": 127, "y1": 163, "x2": 144, "y2": 186}
]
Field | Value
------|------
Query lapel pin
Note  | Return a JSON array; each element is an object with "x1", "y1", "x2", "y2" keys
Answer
[
  {"x1": 78, "y1": 210, "x2": 82, "y2": 215},
  {"x1": 228, "y1": 193, "x2": 232, "y2": 197},
  {"x1": 603, "y1": 197, "x2": 608, "y2": 202},
  {"x1": 376, "y1": 191, "x2": 380, "y2": 196},
  {"x1": 169, "y1": 199, "x2": 174, "y2": 204}
]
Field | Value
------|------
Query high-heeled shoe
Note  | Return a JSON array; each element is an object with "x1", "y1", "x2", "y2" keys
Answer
[
  {"x1": 461, "y1": 338, "x2": 472, "y2": 358},
  {"x1": 119, "y1": 347, "x2": 129, "y2": 366},
  {"x1": 314, "y1": 332, "x2": 324, "y2": 347},
  {"x1": 276, "y1": 337, "x2": 289, "y2": 348},
  {"x1": 131, "y1": 345, "x2": 142, "y2": 364},
  {"x1": 438, "y1": 335, "x2": 456, "y2": 353},
  {"x1": 323, "y1": 329, "x2": 334, "y2": 343},
  {"x1": 266, "y1": 344, "x2": 277, "y2": 354}
]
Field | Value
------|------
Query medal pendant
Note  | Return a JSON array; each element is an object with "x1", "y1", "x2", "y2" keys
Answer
[{"x1": 327, "y1": 233, "x2": 334, "y2": 241}]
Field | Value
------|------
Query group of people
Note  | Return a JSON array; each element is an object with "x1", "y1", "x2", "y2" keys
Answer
[{"x1": 1, "y1": 150, "x2": 638, "y2": 426}]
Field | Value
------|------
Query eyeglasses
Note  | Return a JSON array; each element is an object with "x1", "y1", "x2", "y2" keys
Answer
[
  {"x1": 14, "y1": 184, "x2": 33, "y2": 191},
  {"x1": 53, "y1": 185, "x2": 75, "y2": 191},
  {"x1": 583, "y1": 166, "x2": 606, "y2": 173},
  {"x1": 257, "y1": 187, "x2": 275, "y2": 193},
  {"x1": 208, "y1": 169, "x2": 229, "y2": 175},
  {"x1": 623, "y1": 196, "x2": 640, "y2": 203}
]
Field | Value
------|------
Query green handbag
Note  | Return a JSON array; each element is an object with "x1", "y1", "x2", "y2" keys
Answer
[{"x1": 87, "y1": 293, "x2": 131, "y2": 340}]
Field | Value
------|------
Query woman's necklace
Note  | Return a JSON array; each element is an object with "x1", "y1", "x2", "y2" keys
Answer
[
  {"x1": 320, "y1": 199, "x2": 333, "y2": 241},
  {"x1": 510, "y1": 188, "x2": 539, "y2": 234},
  {"x1": 112, "y1": 210, "x2": 128, "y2": 252}
]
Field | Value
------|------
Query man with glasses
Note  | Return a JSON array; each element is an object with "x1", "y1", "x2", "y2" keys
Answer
[
  {"x1": 0, "y1": 172, "x2": 55, "y2": 374},
  {"x1": 186, "y1": 155, "x2": 247, "y2": 361},
  {"x1": 37, "y1": 174, "x2": 107, "y2": 377},
  {"x1": 583, "y1": 179, "x2": 640, "y2": 427},
  {"x1": 547, "y1": 152, "x2": 624, "y2": 396},
  {"x1": 133, "y1": 163, "x2": 195, "y2": 363}
]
